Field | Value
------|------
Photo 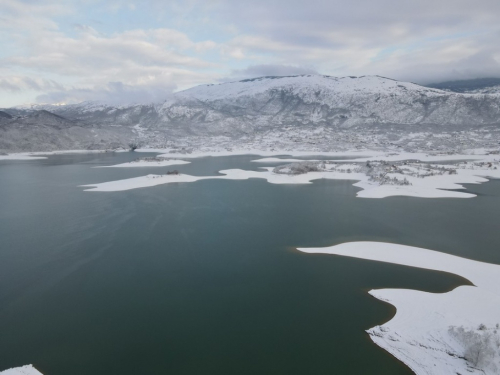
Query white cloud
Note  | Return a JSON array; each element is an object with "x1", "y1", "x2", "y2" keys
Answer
[
  {"x1": 4, "y1": 27, "x2": 216, "y2": 78},
  {"x1": 2, "y1": 0, "x2": 500, "y2": 105},
  {"x1": 212, "y1": 0, "x2": 500, "y2": 82},
  {"x1": 36, "y1": 81, "x2": 174, "y2": 106},
  {"x1": 220, "y1": 64, "x2": 319, "y2": 82},
  {"x1": 0, "y1": 3, "x2": 221, "y2": 105},
  {"x1": 0, "y1": 76, "x2": 64, "y2": 92}
]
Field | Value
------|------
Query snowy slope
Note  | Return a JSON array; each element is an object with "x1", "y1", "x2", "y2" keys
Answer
[
  {"x1": 2, "y1": 75, "x2": 500, "y2": 151},
  {"x1": 468, "y1": 85, "x2": 500, "y2": 94},
  {"x1": 7, "y1": 75, "x2": 500, "y2": 131},
  {"x1": 165, "y1": 75, "x2": 500, "y2": 128},
  {"x1": 176, "y1": 75, "x2": 443, "y2": 100}
]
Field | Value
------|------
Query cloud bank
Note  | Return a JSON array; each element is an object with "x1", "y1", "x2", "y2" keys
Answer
[{"x1": 1, "y1": 0, "x2": 499, "y2": 106}]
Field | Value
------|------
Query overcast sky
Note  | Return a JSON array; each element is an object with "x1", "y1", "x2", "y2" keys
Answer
[{"x1": 2, "y1": 0, "x2": 500, "y2": 106}]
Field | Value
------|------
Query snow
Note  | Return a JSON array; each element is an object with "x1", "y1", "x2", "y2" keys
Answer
[
  {"x1": 175, "y1": 75, "x2": 446, "y2": 102},
  {"x1": 251, "y1": 158, "x2": 319, "y2": 163},
  {"x1": 297, "y1": 242, "x2": 500, "y2": 375},
  {"x1": 83, "y1": 151, "x2": 500, "y2": 198},
  {"x1": 96, "y1": 159, "x2": 190, "y2": 168},
  {"x1": 0, "y1": 150, "x2": 122, "y2": 161},
  {"x1": 79, "y1": 167, "x2": 484, "y2": 197},
  {"x1": 4, "y1": 148, "x2": 498, "y2": 199},
  {"x1": 0, "y1": 365, "x2": 43, "y2": 375},
  {"x1": 148, "y1": 149, "x2": 373, "y2": 159},
  {"x1": 82, "y1": 173, "x2": 202, "y2": 191},
  {"x1": 328, "y1": 151, "x2": 488, "y2": 163},
  {"x1": 0, "y1": 154, "x2": 47, "y2": 160}
]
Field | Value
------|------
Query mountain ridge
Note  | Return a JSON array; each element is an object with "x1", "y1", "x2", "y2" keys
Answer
[
  {"x1": 1, "y1": 75, "x2": 500, "y2": 152},
  {"x1": 427, "y1": 77, "x2": 500, "y2": 93}
]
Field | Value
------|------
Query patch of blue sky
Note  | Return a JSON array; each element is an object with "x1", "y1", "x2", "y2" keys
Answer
[{"x1": 53, "y1": 2, "x2": 233, "y2": 45}]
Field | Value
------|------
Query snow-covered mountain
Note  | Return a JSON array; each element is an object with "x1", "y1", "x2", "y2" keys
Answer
[
  {"x1": 166, "y1": 75, "x2": 500, "y2": 130},
  {"x1": 466, "y1": 85, "x2": 500, "y2": 94},
  {"x1": 2, "y1": 75, "x2": 500, "y2": 151}
]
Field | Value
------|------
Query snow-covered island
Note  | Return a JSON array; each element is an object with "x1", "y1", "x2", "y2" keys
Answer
[
  {"x1": 82, "y1": 150, "x2": 500, "y2": 199},
  {"x1": 298, "y1": 242, "x2": 500, "y2": 375}
]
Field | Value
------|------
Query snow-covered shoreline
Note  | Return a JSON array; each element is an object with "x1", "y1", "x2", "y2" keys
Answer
[
  {"x1": 81, "y1": 151, "x2": 500, "y2": 198},
  {"x1": 0, "y1": 365, "x2": 42, "y2": 375},
  {"x1": 0, "y1": 149, "x2": 124, "y2": 161},
  {"x1": 4, "y1": 149, "x2": 500, "y2": 373},
  {"x1": 297, "y1": 242, "x2": 500, "y2": 375},
  {"x1": 95, "y1": 158, "x2": 190, "y2": 168},
  {"x1": 0, "y1": 153, "x2": 47, "y2": 160},
  {"x1": 0, "y1": 148, "x2": 374, "y2": 161},
  {"x1": 10, "y1": 148, "x2": 498, "y2": 198},
  {"x1": 0, "y1": 147, "x2": 491, "y2": 161}
]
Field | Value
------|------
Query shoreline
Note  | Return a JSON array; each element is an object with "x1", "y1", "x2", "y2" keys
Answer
[
  {"x1": 0, "y1": 365, "x2": 42, "y2": 375},
  {"x1": 80, "y1": 151, "x2": 500, "y2": 198},
  {"x1": 297, "y1": 242, "x2": 500, "y2": 375},
  {"x1": 2, "y1": 146, "x2": 494, "y2": 161}
]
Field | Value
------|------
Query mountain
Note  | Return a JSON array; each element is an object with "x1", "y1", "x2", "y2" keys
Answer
[
  {"x1": 0, "y1": 110, "x2": 133, "y2": 152},
  {"x1": 2, "y1": 75, "x2": 500, "y2": 152},
  {"x1": 0, "y1": 111, "x2": 13, "y2": 121},
  {"x1": 166, "y1": 75, "x2": 500, "y2": 131},
  {"x1": 7, "y1": 110, "x2": 77, "y2": 130},
  {"x1": 426, "y1": 78, "x2": 500, "y2": 93}
]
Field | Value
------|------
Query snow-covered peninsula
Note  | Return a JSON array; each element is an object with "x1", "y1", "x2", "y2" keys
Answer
[{"x1": 297, "y1": 242, "x2": 500, "y2": 375}]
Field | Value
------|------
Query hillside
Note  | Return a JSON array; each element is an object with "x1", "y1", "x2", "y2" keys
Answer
[
  {"x1": 426, "y1": 78, "x2": 500, "y2": 93},
  {"x1": 2, "y1": 75, "x2": 500, "y2": 152}
]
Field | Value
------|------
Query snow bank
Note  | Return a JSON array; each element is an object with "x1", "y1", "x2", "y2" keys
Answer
[
  {"x1": 0, "y1": 154, "x2": 46, "y2": 160},
  {"x1": 96, "y1": 159, "x2": 190, "y2": 168},
  {"x1": 297, "y1": 242, "x2": 500, "y2": 375},
  {"x1": 0, "y1": 149, "x2": 123, "y2": 161},
  {"x1": 251, "y1": 158, "x2": 319, "y2": 163},
  {"x1": 0, "y1": 365, "x2": 43, "y2": 375}
]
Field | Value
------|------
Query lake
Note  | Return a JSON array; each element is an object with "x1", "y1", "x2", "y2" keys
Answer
[{"x1": 1, "y1": 152, "x2": 499, "y2": 375}]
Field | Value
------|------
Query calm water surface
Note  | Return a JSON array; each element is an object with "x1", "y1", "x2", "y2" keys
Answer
[{"x1": 1, "y1": 152, "x2": 499, "y2": 375}]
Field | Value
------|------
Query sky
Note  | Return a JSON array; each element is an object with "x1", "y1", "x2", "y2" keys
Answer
[{"x1": 1, "y1": 0, "x2": 500, "y2": 106}]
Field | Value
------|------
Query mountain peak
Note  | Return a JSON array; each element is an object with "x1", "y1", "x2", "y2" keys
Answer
[{"x1": 175, "y1": 74, "x2": 445, "y2": 102}]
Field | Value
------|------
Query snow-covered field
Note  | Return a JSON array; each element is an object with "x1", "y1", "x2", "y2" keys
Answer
[
  {"x1": 297, "y1": 242, "x2": 500, "y2": 375},
  {"x1": 0, "y1": 365, "x2": 42, "y2": 375}
]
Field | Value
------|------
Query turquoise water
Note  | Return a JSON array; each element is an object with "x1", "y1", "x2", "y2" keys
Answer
[{"x1": 1, "y1": 152, "x2": 498, "y2": 374}]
